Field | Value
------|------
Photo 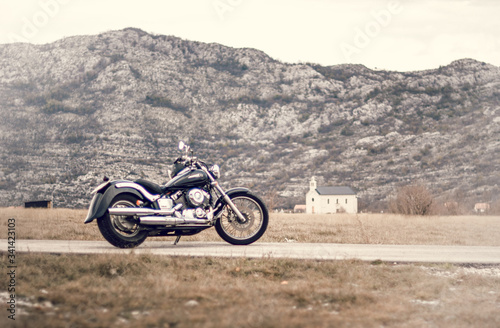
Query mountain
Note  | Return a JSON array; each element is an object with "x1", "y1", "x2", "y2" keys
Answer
[{"x1": 0, "y1": 28, "x2": 499, "y2": 210}]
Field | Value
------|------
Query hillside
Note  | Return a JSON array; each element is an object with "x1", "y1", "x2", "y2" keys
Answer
[{"x1": 0, "y1": 28, "x2": 499, "y2": 210}]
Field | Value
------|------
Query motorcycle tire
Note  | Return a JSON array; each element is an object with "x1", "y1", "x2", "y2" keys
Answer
[
  {"x1": 215, "y1": 192, "x2": 269, "y2": 245},
  {"x1": 97, "y1": 194, "x2": 148, "y2": 248}
]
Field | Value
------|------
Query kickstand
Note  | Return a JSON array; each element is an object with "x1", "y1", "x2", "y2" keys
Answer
[{"x1": 173, "y1": 235, "x2": 181, "y2": 245}]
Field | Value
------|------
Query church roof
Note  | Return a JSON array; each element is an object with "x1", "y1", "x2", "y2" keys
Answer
[{"x1": 316, "y1": 186, "x2": 356, "y2": 195}]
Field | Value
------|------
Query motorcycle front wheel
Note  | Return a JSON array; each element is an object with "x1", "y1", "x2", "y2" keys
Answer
[
  {"x1": 97, "y1": 194, "x2": 148, "y2": 248},
  {"x1": 215, "y1": 192, "x2": 269, "y2": 245}
]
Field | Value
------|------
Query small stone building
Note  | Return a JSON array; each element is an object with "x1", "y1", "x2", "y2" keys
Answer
[
  {"x1": 293, "y1": 204, "x2": 306, "y2": 213},
  {"x1": 474, "y1": 203, "x2": 490, "y2": 213},
  {"x1": 306, "y1": 177, "x2": 358, "y2": 214},
  {"x1": 24, "y1": 200, "x2": 53, "y2": 208}
]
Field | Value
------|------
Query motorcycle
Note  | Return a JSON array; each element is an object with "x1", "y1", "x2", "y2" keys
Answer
[{"x1": 84, "y1": 141, "x2": 269, "y2": 248}]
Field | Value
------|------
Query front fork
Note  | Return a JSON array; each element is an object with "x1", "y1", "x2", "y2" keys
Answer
[{"x1": 213, "y1": 183, "x2": 246, "y2": 222}]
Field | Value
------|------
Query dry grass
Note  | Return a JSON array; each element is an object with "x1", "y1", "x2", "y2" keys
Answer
[
  {"x1": 0, "y1": 208, "x2": 101, "y2": 241},
  {"x1": 262, "y1": 213, "x2": 500, "y2": 246},
  {"x1": 1, "y1": 209, "x2": 500, "y2": 327},
  {"x1": 1, "y1": 252, "x2": 499, "y2": 328},
  {"x1": 1, "y1": 208, "x2": 500, "y2": 246}
]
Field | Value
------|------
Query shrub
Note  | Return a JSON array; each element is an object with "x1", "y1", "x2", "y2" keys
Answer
[
  {"x1": 144, "y1": 95, "x2": 187, "y2": 112},
  {"x1": 389, "y1": 184, "x2": 434, "y2": 215},
  {"x1": 206, "y1": 58, "x2": 248, "y2": 76},
  {"x1": 340, "y1": 126, "x2": 354, "y2": 136},
  {"x1": 298, "y1": 113, "x2": 310, "y2": 123},
  {"x1": 42, "y1": 99, "x2": 71, "y2": 114}
]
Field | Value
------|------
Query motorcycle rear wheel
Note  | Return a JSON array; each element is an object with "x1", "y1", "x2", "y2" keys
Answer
[
  {"x1": 215, "y1": 192, "x2": 269, "y2": 245},
  {"x1": 97, "y1": 194, "x2": 148, "y2": 248}
]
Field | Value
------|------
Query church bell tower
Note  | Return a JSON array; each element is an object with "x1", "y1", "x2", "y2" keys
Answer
[{"x1": 310, "y1": 176, "x2": 317, "y2": 191}]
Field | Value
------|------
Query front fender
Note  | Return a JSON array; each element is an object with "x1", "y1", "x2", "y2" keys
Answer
[
  {"x1": 213, "y1": 187, "x2": 250, "y2": 218},
  {"x1": 225, "y1": 187, "x2": 250, "y2": 197},
  {"x1": 84, "y1": 181, "x2": 146, "y2": 224}
]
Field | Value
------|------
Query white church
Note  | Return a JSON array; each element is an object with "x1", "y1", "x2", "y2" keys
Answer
[{"x1": 305, "y1": 177, "x2": 358, "y2": 214}]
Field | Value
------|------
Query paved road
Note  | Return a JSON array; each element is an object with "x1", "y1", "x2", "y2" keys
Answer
[{"x1": 2, "y1": 239, "x2": 500, "y2": 264}]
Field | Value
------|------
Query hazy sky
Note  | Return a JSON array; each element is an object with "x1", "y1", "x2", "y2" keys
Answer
[{"x1": 1, "y1": 0, "x2": 499, "y2": 71}]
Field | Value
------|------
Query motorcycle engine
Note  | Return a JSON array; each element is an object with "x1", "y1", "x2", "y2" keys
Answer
[
  {"x1": 178, "y1": 188, "x2": 211, "y2": 219},
  {"x1": 186, "y1": 188, "x2": 210, "y2": 208}
]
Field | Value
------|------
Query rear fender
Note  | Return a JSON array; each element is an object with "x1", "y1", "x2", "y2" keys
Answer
[{"x1": 84, "y1": 181, "x2": 148, "y2": 224}]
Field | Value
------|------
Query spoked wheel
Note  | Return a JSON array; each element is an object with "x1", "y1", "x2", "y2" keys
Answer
[
  {"x1": 215, "y1": 192, "x2": 269, "y2": 245},
  {"x1": 97, "y1": 194, "x2": 148, "y2": 248}
]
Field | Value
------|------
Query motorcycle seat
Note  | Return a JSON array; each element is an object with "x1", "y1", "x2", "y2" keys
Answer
[{"x1": 134, "y1": 179, "x2": 164, "y2": 195}]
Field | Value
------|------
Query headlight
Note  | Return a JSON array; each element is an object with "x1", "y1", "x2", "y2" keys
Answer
[{"x1": 209, "y1": 164, "x2": 220, "y2": 179}]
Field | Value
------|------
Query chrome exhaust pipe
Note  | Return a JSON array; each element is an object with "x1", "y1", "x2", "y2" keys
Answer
[
  {"x1": 139, "y1": 216, "x2": 210, "y2": 226},
  {"x1": 108, "y1": 204, "x2": 182, "y2": 217},
  {"x1": 109, "y1": 205, "x2": 210, "y2": 225}
]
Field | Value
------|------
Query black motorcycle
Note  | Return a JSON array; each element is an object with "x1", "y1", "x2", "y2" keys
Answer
[{"x1": 84, "y1": 141, "x2": 269, "y2": 248}]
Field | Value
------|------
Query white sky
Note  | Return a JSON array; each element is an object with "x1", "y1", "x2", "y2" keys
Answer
[{"x1": 1, "y1": 0, "x2": 499, "y2": 71}]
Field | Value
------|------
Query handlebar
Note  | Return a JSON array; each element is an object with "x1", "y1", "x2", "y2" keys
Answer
[
  {"x1": 174, "y1": 142, "x2": 215, "y2": 174},
  {"x1": 175, "y1": 155, "x2": 209, "y2": 168}
]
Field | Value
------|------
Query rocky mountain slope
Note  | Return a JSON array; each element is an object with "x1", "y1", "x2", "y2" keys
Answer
[{"x1": 0, "y1": 28, "x2": 499, "y2": 210}]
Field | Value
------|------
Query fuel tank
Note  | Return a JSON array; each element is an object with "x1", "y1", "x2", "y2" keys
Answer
[{"x1": 165, "y1": 169, "x2": 209, "y2": 190}]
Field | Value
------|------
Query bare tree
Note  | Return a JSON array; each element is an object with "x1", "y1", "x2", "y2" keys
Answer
[
  {"x1": 263, "y1": 189, "x2": 283, "y2": 212},
  {"x1": 491, "y1": 198, "x2": 500, "y2": 215},
  {"x1": 389, "y1": 184, "x2": 434, "y2": 216}
]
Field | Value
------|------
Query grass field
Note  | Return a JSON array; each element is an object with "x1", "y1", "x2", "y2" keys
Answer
[
  {"x1": 1, "y1": 253, "x2": 499, "y2": 328},
  {"x1": 1, "y1": 208, "x2": 500, "y2": 245},
  {"x1": 1, "y1": 208, "x2": 499, "y2": 327}
]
